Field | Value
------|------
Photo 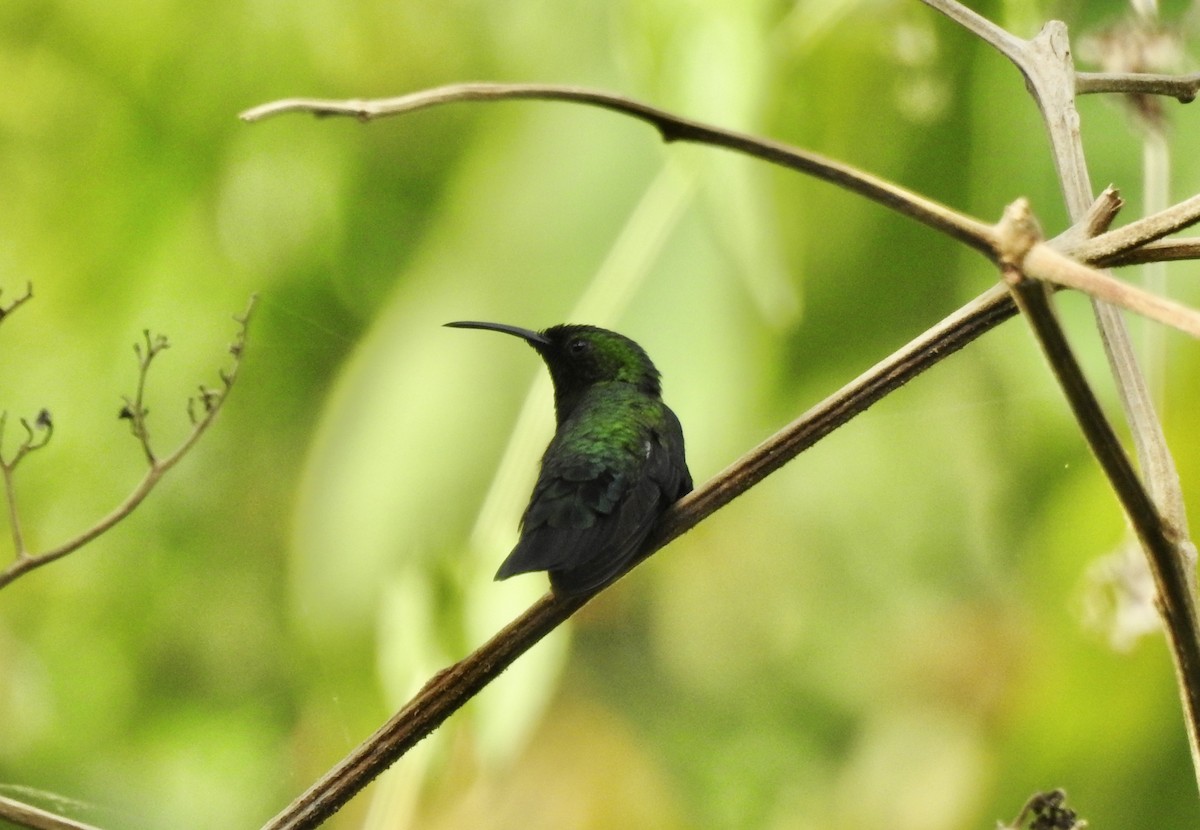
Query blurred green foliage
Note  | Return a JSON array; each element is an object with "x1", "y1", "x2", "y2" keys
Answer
[{"x1": 1, "y1": 0, "x2": 1199, "y2": 828}]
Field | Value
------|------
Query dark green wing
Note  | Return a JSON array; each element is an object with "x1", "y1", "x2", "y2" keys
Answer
[{"x1": 494, "y1": 406, "x2": 691, "y2": 595}]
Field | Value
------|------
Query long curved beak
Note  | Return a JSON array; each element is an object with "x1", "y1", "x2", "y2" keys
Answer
[{"x1": 444, "y1": 320, "x2": 550, "y2": 346}]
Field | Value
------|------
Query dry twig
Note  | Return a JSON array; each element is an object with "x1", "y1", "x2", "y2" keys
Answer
[
  {"x1": 999, "y1": 201, "x2": 1200, "y2": 760},
  {"x1": 1076, "y1": 70, "x2": 1200, "y2": 102},
  {"x1": 923, "y1": 0, "x2": 1200, "y2": 787},
  {"x1": 0, "y1": 794, "x2": 103, "y2": 830},
  {"x1": 0, "y1": 296, "x2": 257, "y2": 591},
  {"x1": 0, "y1": 283, "x2": 34, "y2": 323},
  {"x1": 243, "y1": 84, "x2": 1200, "y2": 337}
]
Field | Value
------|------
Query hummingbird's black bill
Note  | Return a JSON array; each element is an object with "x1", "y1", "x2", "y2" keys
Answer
[{"x1": 444, "y1": 320, "x2": 550, "y2": 346}]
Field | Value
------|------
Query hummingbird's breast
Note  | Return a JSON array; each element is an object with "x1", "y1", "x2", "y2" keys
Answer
[{"x1": 553, "y1": 383, "x2": 662, "y2": 460}]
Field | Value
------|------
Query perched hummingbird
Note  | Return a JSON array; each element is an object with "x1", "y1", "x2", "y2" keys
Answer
[{"x1": 446, "y1": 321, "x2": 693, "y2": 596}]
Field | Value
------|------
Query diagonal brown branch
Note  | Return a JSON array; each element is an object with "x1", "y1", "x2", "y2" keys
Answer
[
  {"x1": 260, "y1": 283, "x2": 1020, "y2": 830},
  {"x1": 247, "y1": 184, "x2": 1198, "y2": 830}
]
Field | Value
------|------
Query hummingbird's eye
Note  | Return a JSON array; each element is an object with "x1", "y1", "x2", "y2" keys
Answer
[{"x1": 568, "y1": 338, "x2": 589, "y2": 356}]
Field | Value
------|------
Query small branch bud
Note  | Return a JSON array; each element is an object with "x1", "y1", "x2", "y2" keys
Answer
[
  {"x1": 996, "y1": 198, "x2": 1044, "y2": 275},
  {"x1": 1001, "y1": 789, "x2": 1086, "y2": 830}
]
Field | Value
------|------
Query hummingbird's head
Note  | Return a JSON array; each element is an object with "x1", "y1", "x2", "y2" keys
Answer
[
  {"x1": 445, "y1": 321, "x2": 662, "y2": 421},
  {"x1": 537, "y1": 324, "x2": 661, "y2": 394}
]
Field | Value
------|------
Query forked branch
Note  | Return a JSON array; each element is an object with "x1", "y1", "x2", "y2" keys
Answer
[
  {"x1": 923, "y1": 0, "x2": 1200, "y2": 785},
  {"x1": 997, "y1": 200, "x2": 1200, "y2": 777}
]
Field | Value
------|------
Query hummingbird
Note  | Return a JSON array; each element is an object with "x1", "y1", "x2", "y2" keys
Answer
[{"x1": 446, "y1": 321, "x2": 693, "y2": 596}]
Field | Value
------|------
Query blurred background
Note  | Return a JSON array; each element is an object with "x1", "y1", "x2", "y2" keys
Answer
[{"x1": 1, "y1": 0, "x2": 1199, "y2": 827}]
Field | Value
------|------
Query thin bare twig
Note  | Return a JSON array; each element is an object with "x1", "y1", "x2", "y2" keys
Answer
[
  {"x1": 241, "y1": 83, "x2": 1200, "y2": 339},
  {"x1": 0, "y1": 283, "x2": 33, "y2": 323},
  {"x1": 0, "y1": 795, "x2": 104, "y2": 830},
  {"x1": 120, "y1": 330, "x2": 171, "y2": 466},
  {"x1": 1076, "y1": 70, "x2": 1200, "y2": 102},
  {"x1": 0, "y1": 284, "x2": 46, "y2": 561},
  {"x1": 1070, "y1": 192, "x2": 1200, "y2": 265},
  {"x1": 241, "y1": 84, "x2": 996, "y2": 257},
  {"x1": 0, "y1": 410, "x2": 53, "y2": 556},
  {"x1": 1101, "y1": 237, "x2": 1200, "y2": 267},
  {"x1": 1052, "y1": 185, "x2": 1124, "y2": 250},
  {"x1": 1027, "y1": 240, "x2": 1200, "y2": 337},
  {"x1": 916, "y1": 0, "x2": 1026, "y2": 58},
  {"x1": 0, "y1": 296, "x2": 257, "y2": 591}
]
